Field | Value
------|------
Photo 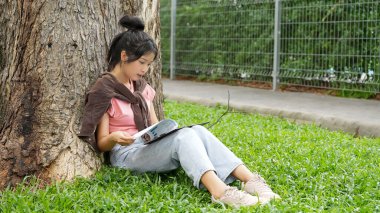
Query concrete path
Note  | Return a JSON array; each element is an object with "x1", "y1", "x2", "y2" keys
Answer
[{"x1": 162, "y1": 79, "x2": 380, "y2": 138}]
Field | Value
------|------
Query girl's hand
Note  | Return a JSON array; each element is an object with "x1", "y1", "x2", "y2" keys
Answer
[{"x1": 111, "y1": 131, "x2": 135, "y2": 146}]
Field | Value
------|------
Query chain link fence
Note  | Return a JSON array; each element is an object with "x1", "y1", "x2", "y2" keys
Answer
[{"x1": 160, "y1": 0, "x2": 380, "y2": 95}]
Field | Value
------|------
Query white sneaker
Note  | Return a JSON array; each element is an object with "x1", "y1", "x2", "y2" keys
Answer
[
  {"x1": 242, "y1": 174, "x2": 281, "y2": 204},
  {"x1": 211, "y1": 186, "x2": 259, "y2": 208}
]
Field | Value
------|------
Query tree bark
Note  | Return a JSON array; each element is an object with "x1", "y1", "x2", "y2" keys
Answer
[{"x1": 0, "y1": 0, "x2": 162, "y2": 189}]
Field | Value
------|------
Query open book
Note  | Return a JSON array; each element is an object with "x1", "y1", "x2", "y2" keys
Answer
[{"x1": 133, "y1": 119, "x2": 208, "y2": 144}]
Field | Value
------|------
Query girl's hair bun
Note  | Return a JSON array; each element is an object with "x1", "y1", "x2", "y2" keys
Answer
[{"x1": 119, "y1": 15, "x2": 145, "y2": 31}]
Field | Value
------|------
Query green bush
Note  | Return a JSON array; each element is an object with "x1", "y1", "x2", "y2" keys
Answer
[{"x1": 160, "y1": 0, "x2": 380, "y2": 96}]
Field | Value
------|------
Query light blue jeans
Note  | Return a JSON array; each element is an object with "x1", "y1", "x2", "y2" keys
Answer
[{"x1": 110, "y1": 125, "x2": 243, "y2": 188}]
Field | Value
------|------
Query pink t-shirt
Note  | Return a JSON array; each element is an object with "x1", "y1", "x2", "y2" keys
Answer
[{"x1": 107, "y1": 84, "x2": 155, "y2": 136}]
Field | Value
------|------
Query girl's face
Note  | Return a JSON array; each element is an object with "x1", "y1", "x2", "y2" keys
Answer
[{"x1": 122, "y1": 52, "x2": 155, "y2": 81}]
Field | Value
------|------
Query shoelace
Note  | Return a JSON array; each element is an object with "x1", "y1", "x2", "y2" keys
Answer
[
  {"x1": 250, "y1": 175, "x2": 272, "y2": 194},
  {"x1": 224, "y1": 187, "x2": 250, "y2": 201}
]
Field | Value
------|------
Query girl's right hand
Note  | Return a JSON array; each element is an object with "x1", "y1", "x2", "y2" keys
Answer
[{"x1": 111, "y1": 131, "x2": 135, "y2": 146}]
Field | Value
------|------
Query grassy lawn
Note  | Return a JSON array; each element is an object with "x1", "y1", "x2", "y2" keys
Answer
[{"x1": 1, "y1": 100, "x2": 379, "y2": 212}]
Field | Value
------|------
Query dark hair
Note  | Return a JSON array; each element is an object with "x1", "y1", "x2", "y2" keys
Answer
[{"x1": 106, "y1": 15, "x2": 158, "y2": 71}]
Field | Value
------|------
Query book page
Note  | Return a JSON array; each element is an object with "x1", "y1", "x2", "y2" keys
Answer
[{"x1": 133, "y1": 119, "x2": 178, "y2": 143}]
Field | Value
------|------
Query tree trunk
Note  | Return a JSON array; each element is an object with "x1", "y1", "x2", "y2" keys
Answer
[{"x1": 0, "y1": 0, "x2": 162, "y2": 189}]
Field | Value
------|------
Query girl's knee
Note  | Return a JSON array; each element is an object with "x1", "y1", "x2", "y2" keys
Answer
[
  {"x1": 177, "y1": 127, "x2": 197, "y2": 137},
  {"x1": 173, "y1": 128, "x2": 196, "y2": 142},
  {"x1": 191, "y1": 125, "x2": 209, "y2": 134},
  {"x1": 173, "y1": 128, "x2": 202, "y2": 147}
]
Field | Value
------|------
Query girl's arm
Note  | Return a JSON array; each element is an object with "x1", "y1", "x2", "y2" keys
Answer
[{"x1": 97, "y1": 113, "x2": 135, "y2": 152}]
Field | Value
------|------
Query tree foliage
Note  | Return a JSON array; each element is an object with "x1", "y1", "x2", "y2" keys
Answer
[{"x1": 161, "y1": 0, "x2": 380, "y2": 94}]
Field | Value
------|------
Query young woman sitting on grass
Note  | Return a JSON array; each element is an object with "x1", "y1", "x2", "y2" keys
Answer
[{"x1": 79, "y1": 15, "x2": 280, "y2": 208}]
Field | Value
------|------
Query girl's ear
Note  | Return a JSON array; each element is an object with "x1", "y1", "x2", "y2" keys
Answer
[{"x1": 120, "y1": 50, "x2": 128, "y2": 62}]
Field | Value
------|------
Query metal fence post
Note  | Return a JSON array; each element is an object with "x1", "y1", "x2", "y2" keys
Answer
[
  {"x1": 170, "y1": 0, "x2": 177, "y2": 80},
  {"x1": 272, "y1": 0, "x2": 281, "y2": 91}
]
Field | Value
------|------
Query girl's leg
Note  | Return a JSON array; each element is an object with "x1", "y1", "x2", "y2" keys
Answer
[
  {"x1": 190, "y1": 125, "x2": 244, "y2": 183},
  {"x1": 112, "y1": 127, "x2": 225, "y2": 189},
  {"x1": 201, "y1": 171, "x2": 227, "y2": 198},
  {"x1": 112, "y1": 127, "x2": 260, "y2": 207},
  {"x1": 231, "y1": 164, "x2": 255, "y2": 182},
  {"x1": 190, "y1": 125, "x2": 280, "y2": 202}
]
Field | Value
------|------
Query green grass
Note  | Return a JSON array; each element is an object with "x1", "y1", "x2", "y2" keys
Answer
[{"x1": 1, "y1": 100, "x2": 380, "y2": 212}]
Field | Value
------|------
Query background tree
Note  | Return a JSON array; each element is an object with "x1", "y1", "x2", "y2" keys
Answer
[{"x1": 0, "y1": 0, "x2": 162, "y2": 189}]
